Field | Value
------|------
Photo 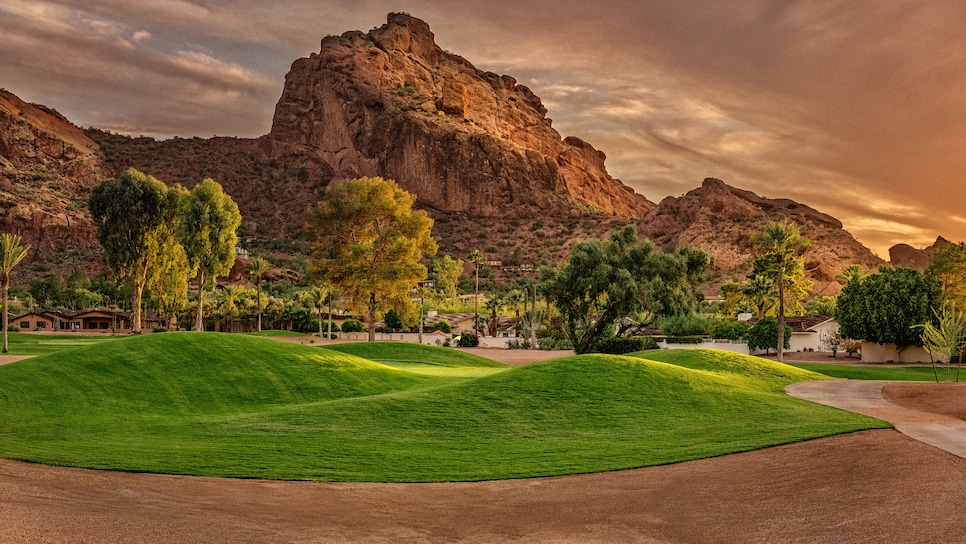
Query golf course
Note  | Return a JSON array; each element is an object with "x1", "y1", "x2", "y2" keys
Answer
[{"x1": 0, "y1": 332, "x2": 889, "y2": 482}]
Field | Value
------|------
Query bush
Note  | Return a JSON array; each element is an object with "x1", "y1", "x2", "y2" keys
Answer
[
  {"x1": 709, "y1": 320, "x2": 750, "y2": 341},
  {"x1": 429, "y1": 320, "x2": 451, "y2": 333},
  {"x1": 322, "y1": 322, "x2": 341, "y2": 333},
  {"x1": 455, "y1": 334, "x2": 479, "y2": 348},
  {"x1": 746, "y1": 317, "x2": 792, "y2": 354},
  {"x1": 506, "y1": 339, "x2": 532, "y2": 350},
  {"x1": 383, "y1": 309, "x2": 402, "y2": 333},
  {"x1": 340, "y1": 319, "x2": 365, "y2": 333},
  {"x1": 659, "y1": 315, "x2": 711, "y2": 337},
  {"x1": 664, "y1": 336, "x2": 704, "y2": 344},
  {"x1": 6, "y1": 324, "x2": 19, "y2": 333},
  {"x1": 152, "y1": 326, "x2": 168, "y2": 333},
  {"x1": 537, "y1": 338, "x2": 574, "y2": 350},
  {"x1": 594, "y1": 337, "x2": 652, "y2": 354}
]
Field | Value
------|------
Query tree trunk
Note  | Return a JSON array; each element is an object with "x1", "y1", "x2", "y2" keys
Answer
[
  {"x1": 132, "y1": 279, "x2": 144, "y2": 334},
  {"x1": 2, "y1": 282, "x2": 9, "y2": 353},
  {"x1": 367, "y1": 292, "x2": 376, "y2": 342},
  {"x1": 327, "y1": 295, "x2": 333, "y2": 339},
  {"x1": 474, "y1": 265, "x2": 480, "y2": 337},
  {"x1": 194, "y1": 271, "x2": 205, "y2": 332},
  {"x1": 777, "y1": 255, "x2": 785, "y2": 363},
  {"x1": 256, "y1": 279, "x2": 263, "y2": 332}
]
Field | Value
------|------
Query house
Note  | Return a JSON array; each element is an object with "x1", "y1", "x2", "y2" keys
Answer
[{"x1": 13, "y1": 311, "x2": 58, "y2": 331}]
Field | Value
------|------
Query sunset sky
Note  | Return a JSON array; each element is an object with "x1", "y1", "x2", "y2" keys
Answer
[{"x1": 2, "y1": 1, "x2": 965, "y2": 257}]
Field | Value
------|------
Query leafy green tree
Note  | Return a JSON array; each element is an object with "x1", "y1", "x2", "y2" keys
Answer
[
  {"x1": 89, "y1": 168, "x2": 168, "y2": 333},
  {"x1": 541, "y1": 225, "x2": 709, "y2": 354},
  {"x1": 432, "y1": 255, "x2": 462, "y2": 303},
  {"x1": 752, "y1": 221, "x2": 810, "y2": 362},
  {"x1": 305, "y1": 177, "x2": 437, "y2": 341},
  {"x1": 746, "y1": 317, "x2": 792, "y2": 355},
  {"x1": 246, "y1": 257, "x2": 272, "y2": 332},
  {"x1": 145, "y1": 184, "x2": 190, "y2": 330},
  {"x1": 836, "y1": 266, "x2": 942, "y2": 348},
  {"x1": 0, "y1": 234, "x2": 30, "y2": 352},
  {"x1": 176, "y1": 178, "x2": 242, "y2": 331},
  {"x1": 926, "y1": 242, "x2": 966, "y2": 310},
  {"x1": 383, "y1": 309, "x2": 403, "y2": 333}
]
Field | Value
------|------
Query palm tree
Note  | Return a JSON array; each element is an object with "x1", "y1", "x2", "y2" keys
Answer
[
  {"x1": 216, "y1": 285, "x2": 243, "y2": 332},
  {"x1": 246, "y1": 257, "x2": 272, "y2": 332},
  {"x1": 0, "y1": 234, "x2": 30, "y2": 353},
  {"x1": 752, "y1": 222, "x2": 809, "y2": 362},
  {"x1": 744, "y1": 274, "x2": 777, "y2": 318},
  {"x1": 468, "y1": 250, "x2": 486, "y2": 336}
]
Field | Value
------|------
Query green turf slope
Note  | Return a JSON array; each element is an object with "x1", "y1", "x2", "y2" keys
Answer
[
  {"x1": 0, "y1": 339, "x2": 888, "y2": 481},
  {"x1": 326, "y1": 341, "x2": 507, "y2": 368}
]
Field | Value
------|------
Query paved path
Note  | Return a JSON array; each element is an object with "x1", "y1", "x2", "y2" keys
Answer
[{"x1": 787, "y1": 380, "x2": 966, "y2": 459}]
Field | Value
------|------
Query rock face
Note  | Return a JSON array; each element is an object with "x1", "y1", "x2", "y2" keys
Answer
[
  {"x1": 264, "y1": 13, "x2": 652, "y2": 219},
  {"x1": 639, "y1": 178, "x2": 885, "y2": 293},
  {"x1": 888, "y1": 237, "x2": 949, "y2": 270},
  {"x1": 0, "y1": 89, "x2": 103, "y2": 268}
]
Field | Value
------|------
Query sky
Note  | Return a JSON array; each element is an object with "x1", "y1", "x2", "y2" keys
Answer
[{"x1": 2, "y1": 0, "x2": 966, "y2": 258}]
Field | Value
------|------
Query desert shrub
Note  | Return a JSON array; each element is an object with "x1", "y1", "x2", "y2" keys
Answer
[
  {"x1": 456, "y1": 334, "x2": 479, "y2": 348},
  {"x1": 340, "y1": 319, "x2": 365, "y2": 333},
  {"x1": 506, "y1": 339, "x2": 532, "y2": 350},
  {"x1": 659, "y1": 314, "x2": 711, "y2": 337},
  {"x1": 594, "y1": 337, "x2": 651, "y2": 354}
]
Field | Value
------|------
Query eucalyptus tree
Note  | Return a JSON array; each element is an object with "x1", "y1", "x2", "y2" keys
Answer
[
  {"x1": 176, "y1": 179, "x2": 242, "y2": 331},
  {"x1": 0, "y1": 234, "x2": 30, "y2": 353},
  {"x1": 89, "y1": 168, "x2": 168, "y2": 333}
]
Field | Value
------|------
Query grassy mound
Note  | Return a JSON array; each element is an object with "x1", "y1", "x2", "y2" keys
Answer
[
  {"x1": 326, "y1": 342, "x2": 507, "y2": 368},
  {"x1": 0, "y1": 339, "x2": 888, "y2": 481}
]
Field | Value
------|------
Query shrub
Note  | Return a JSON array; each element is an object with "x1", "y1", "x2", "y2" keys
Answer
[
  {"x1": 455, "y1": 334, "x2": 479, "y2": 348},
  {"x1": 593, "y1": 337, "x2": 651, "y2": 354},
  {"x1": 152, "y1": 326, "x2": 168, "y2": 333},
  {"x1": 537, "y1": 338, "x2": 573, "y2": 350},
  {"x1": 659, "y1": 314, "x2": 711, "y2": 337},
  {"x1": 665, "y1": 336, "x2": 704, "y2": 344},
  {"x1": 6, "y1": 324, "x2": 20, "y2": 333},
  {"x1": 506, "y1": 339, "x2": 532, "y2": 350},
  {"x1": 429, "y1": 320, "x2": 451, "y2": 333},
  {"x1": 383, "y1": 309, "x2": 402, "y2": 333},
  {"x1": 340, "y1": 319, "x2": 365, "y2": 333},
  {"x1": 709, "y1": 320, "x2": 750, "y2": 341}
]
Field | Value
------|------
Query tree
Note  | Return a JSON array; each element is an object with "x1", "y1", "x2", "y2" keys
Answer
[
  {"x1": 145, "y1": 184, "x2": 190, "y2": 330},
  {"x1": 432, "y1": 255, "x2": 462, "y2": 303},
  {"x1": 0, "y1": 234, "x2": 30, "y2": 353},
  {"x1": 383, "y1": 309, "x2": 403, "y2": 333},
  {"x1": 746, "y1": 316, "x2": 792, "y2": 355},
  {"x1": 176, "y1": 179, "x2": 242, "y2": 331},
  {"x1": 541, "y1": 225, "x2": 710, "y2": 354},
  {"x1": 752, "y1": 221, "x2": 810, "y2": 362},
  {"x1": 916, "y1": 305, "x2": 965, "y2": 383},
  {"x1": 89, "y1": 168, "x2": 168, "y2": 333},
  {"x1": 836, "y1": 266, "x2": 942, "y2": 349},
  {"x1": 926, "y1": 242, "x2": 966, "y2": 310},
  {"x1": 305, "y1": 177, "x2": 437, "y2": 342},
  {"x1": 247, "y1": 257, "x2": 272, "y2": 332},
  {"x1": 468, "y1": 250, "x2": 486, "y2": 336}
]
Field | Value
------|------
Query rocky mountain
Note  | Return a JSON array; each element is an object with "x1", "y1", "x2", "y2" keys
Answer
[
  {"x1": 888, "y1": 237, "x2": 950, "y2": 270},
  {"x1": 0, "y1": 88, "x2": 103, "y2": 271},
  {"x1": 639, "y1": 178, "x2": 885, "y2": 294},
  {"x1": 264, "y1": 12, "x2": 652, "y2": 219},
  {"x1": 0, "y1": 13, "x2": 915, "y2": 295}
]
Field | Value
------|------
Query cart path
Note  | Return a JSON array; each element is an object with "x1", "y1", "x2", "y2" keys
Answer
[{"x1": 786, "y1": 380, "x2": 966, "y2": 459}]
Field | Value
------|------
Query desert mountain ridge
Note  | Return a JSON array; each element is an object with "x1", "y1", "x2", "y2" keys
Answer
[{"x1": 0, "y1": 13, "x2": 937, "y2": 294}]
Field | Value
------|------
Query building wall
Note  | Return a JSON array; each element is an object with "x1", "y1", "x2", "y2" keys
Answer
[{"x1": 861, "y1": 342, "x2": 932, "y2": 363}]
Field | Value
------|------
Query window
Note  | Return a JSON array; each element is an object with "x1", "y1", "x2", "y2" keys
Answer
[
  {"x1": 36, "y1": 322, "x2": 46, "y2": 329},
  {"x1": 20, "y1": 321, "x2": 28, "y2": 329}
]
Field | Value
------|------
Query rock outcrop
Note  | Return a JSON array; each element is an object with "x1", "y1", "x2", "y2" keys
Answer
[
  {"x1": 0, "y1": 89, "x2": 103, "y2": 267},
  {"x1": 263, "y1": 12, "x2": 652, "y2": 219},
  {"x1": 639, "y1": 178, "x2": 885, "y2": 293},
  {"x1": 888, "y1": 237, "x2": 950, "y2": 270}
]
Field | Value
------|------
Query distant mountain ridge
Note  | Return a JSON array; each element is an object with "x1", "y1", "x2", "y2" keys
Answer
[{"x1": 0, "y1": 13, "x2": 933, "y2": 293}]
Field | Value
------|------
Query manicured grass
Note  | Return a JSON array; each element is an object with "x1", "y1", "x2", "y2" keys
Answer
[
  {"x1": 0, "y1": 340, "x2": 888, "y2": 482},
  {"x1": 327, "y1": 341, "x2": 507, "y2": 368},
  {"x1": 790, "y1": 363, "x2": 946, "y2": 381},
  {"x1": 1, "y1": 332, "x2": 120, "y2": 356},
  {"x1": 244, "y1": 330, "x2": 309, "y2": 337}
]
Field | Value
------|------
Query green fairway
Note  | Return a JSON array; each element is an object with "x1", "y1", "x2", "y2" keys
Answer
[
  {"x1": 1, "y1": 332, "x2": 120, "y2": 356},
  {"x1": 790, "y1": 363, "x2": 945, "y2": 381},
  {"x1": 0, "y1": 340, "x2": 888, "y2": 482},
  {"x1": 327, "y1": 342, "x2": 508, "y2": 376}
]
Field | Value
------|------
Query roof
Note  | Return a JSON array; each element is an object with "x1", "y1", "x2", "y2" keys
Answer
[{"x1": 747, "y1": 316, "x2": 836, "y2": 333}]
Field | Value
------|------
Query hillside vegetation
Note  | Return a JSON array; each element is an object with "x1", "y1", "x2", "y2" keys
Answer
[{"x1": 0, "y1": 337, "x2": 887, "y2": 481}]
